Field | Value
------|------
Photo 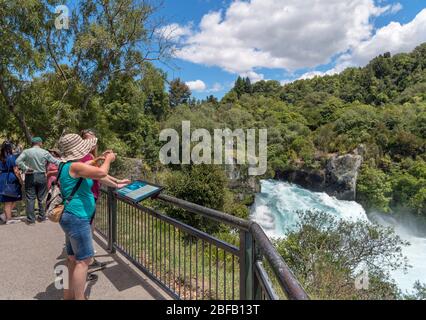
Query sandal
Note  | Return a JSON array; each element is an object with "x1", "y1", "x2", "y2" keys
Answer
[
  {"x1": 87, "y1": 273, "x2": 98, "y2": 282},
  {"x1": 89, "y1": 259, "x2": 107, "y2": 269}
]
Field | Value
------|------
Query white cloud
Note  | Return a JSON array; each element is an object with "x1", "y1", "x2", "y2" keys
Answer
[
  {"x1": 167, "y1": 0, "x2": 425, "y2": 81},
  {"x1": 185, "y1": 80, "x2": 228, "y2": 93},
  {"x1": 298, "y1": 71, "x2": 327, "y2": 80},
  {"x1": 241, "y1": 71, "x2": 264, "y2": 83},
  {"x1": 159, "y1": 23, "x2": 192, "y2": 41},
  {"x1": 310, "y1": 8, "x2": 426, "y2": 76},
  {"x1": 170, "y1": 0, "x2": 400, "y2": 76},
  {"x1": 298, "y1": 8, "x2": 426, "y2": 81},
  {"x1": 344, "y1": 8, "x2": 426, "y2": 67},
  {"x1": 389, "y1": 2, "x2": 403, "y2": 14},
  {"x1": 186, "y1": 80, "x2": 207, "y2": 92},
  {"x1": 298, "y1": 62, "x2": 352, "y2": 80},
  {"x1": 207, "y1": 82, "x2": 224, "y2": 93}
]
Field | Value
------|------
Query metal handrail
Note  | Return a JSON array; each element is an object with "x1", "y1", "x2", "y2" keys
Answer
[
  {"x1": 157, "y1": 193, "x2": 309, "y2": 300},
  {"x1": 250, "y1": 223, "x2": 309, "y2": 300},
  {"x1": 254, "y1": 261, "x2": 279, "y2": 300},
  {"x1": 158, "y1": 194, "x2": 251, "y2": 231},
  {"x1": 98, "y1": 188, "x2": 309, "y2": 300}
]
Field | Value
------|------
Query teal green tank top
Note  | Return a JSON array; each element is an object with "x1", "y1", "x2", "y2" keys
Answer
[{"x1": 59, "y1": 162, "x2": 96, "y2": 220}]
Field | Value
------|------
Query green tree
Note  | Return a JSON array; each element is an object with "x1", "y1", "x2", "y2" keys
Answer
[
  {"x1": 0, "y1": 0, "x2": 57, "y2": 142},
  {"x1": 169, "y1": 78, "x2": 191, "y2": 108},
  {"x1": 140, "y1": 64, "x2": 169, "y2": 120},
  {"x1": 243, "y1": 77, "x2": 252, "y2": 94},
  {"x1": 404, "y1": 282, "x2": 426, "y2": 300},
  {"x1": 410, "y1": 188, "x2": 426, "y2": 215},
  {"x1": 357, "y1": 165, "x2": 392, "y2": 212},
  {"x1": 164, "y1": 165, "x2": 227, "y2": 234},
  {"x1": 0, "y1": 0, "x2": 170, "y2": 142},
  {"x1": 232, "y1": 76, "x2": 252, "y2": 98},
  {"x1": 274, "y1": 211, "x2": 408, "y2": 300},
  {"x1": 252, "y1": 80, "x2": 281, "y2": 97},
  {"x1": 62, "y1": 0, "x2": 171, "y2": 111},
  {"x1": 205, "y1": 95, "x2": 219, "y2": 105},
  {"x1": 233, "y1": 76, "x2": 245, "y2": 98}
]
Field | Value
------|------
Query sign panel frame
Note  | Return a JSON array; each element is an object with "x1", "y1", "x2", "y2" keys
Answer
[{"x1": 116, "y1": 180, "x2": 164, "y2": 203}]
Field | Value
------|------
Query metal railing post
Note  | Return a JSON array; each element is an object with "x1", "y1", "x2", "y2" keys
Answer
[
  {"x1": 240, "y1": 230, "x2": 254, "y2": 300},
  {"x1": 253, "y1": 244, "x2": 263, "y2": 300},
  {"x1": 107, "y1": 187, "x2": 117, "y2": 253}
]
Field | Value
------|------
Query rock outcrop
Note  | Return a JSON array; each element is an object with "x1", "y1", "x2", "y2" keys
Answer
[
  {"x1": 277, "y1": 148, "x2": 364, "y2": 201},
  {"x1": 325, "y1": 154, "x2": 363, "y2": 200},
  {"x1": 276, "y1": 169, "x2": 326, "y2": 193},
  {"x1": 226, "y1": 159, "x2": 261, "y2": 206}
]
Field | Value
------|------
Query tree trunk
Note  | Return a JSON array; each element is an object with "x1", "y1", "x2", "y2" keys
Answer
[
  {"x1": 13, "y1": 111, "x2": 32, "y2": 144},
  {"x1": 0, "y1": 78, "x2": 33, "y2": 144}
]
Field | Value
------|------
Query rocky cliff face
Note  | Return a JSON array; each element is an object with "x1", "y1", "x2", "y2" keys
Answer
[
  {"x1": 226, "y1": 159, "x2": 261, "y2": 205},
  {"x1": 276, "y1": 148, "x2": 364, "y2": 201},
  {"x1": 325, "y1": 154, "x2": 363, "y2": 200},
  {"x1": 276, "y1": 169, "x2": 326, "y2": 193}
]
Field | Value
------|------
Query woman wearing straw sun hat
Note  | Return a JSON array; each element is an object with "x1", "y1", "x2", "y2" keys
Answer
[{"x1": 57, "y1": 133, "x2": 116, "y2": 300}]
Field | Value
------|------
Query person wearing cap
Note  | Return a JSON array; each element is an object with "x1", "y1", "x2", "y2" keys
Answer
[
  {"x1": 57, "y1": 133, "x2": 116, "y2": 300},
  {"x1": 16, "y1": 137, "x2": 62, "y2": 224}
]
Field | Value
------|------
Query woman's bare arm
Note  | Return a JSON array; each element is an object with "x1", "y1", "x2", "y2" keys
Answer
[
  {"x1": 100, "y1": 176, "x2": 131, "y2": 189},
  {"x1": 106, "y1": 175, "x2": 131, "y2": 184},
  {"x1": 70, "y1": 153, "x2": 116, "y2": 180},
  {"x1": 100, "y1": 176, "x2": 118, "y2": 188},
  {"x1": 106, "y1": 175, "x2": 118, "y2": 183},
  {"x1": 13, "y1": 166, "x2": 24, "y2": 186}
]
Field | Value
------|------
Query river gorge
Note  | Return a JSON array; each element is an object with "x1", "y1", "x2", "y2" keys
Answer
[{"x1": 250, "y1": 180, "x2": 426, "y2": 294}]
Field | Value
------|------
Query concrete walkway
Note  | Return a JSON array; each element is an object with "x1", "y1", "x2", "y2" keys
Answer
[{"x1": 0, "y1": 219, "x2": 173, "y2": 300}]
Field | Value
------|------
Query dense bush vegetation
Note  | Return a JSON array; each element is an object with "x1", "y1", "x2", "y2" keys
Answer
[{"x1": 274, "y1": 211, "x2": 408, "y2": 300}]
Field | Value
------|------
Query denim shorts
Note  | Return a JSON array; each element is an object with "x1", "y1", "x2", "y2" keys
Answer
[{"x1": 59, "y1": 211, "x2": 94, "y2": 261}]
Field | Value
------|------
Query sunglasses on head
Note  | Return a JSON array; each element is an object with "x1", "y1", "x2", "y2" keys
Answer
[{"x1": 81, "y1": 129, "x2": 97, "y2": 137}]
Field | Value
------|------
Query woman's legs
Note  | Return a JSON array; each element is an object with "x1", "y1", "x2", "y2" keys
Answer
[
  {"x1": 60, "y1": 212, "x2": 94, "y2": 300},
  {"x1": 72, "y1": 258, "x2": 92, "y2": 300},
  {"x1": 64, "y1": 256, "x2": 76, "y2": 300},
  {"x1": 3, "y1": 202, "x2": 14, "y2": 220},
  {"x1": 64, "y1": 256, "x2": 92, "y2": 300}
]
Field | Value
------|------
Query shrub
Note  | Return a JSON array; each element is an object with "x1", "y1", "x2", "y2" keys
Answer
[{"x1": 274, "y1": 211, "x2": 408, "y2": 300}]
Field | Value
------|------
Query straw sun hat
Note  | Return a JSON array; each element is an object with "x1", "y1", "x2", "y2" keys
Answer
[{"x1": 59, "y1": 134, "x2": 98, "y2": 162}]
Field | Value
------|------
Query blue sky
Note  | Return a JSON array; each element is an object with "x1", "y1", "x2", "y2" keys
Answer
[
  {"x1": 63, "y1": 1, "x2": 426, "y2": 99},
  {"x1": 154, "y1": 0, "x2": 426, "y2": 99}
]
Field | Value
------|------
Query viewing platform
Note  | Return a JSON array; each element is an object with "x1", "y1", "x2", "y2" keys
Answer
[
  {"x1": 0, "y1": 220, "x2": 173, "y2": 300},
  {"x1": 0, "y1": 189, "x2": 308, "y2": 300}
]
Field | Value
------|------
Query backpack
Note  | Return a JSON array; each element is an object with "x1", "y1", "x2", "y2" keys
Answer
[{"x1": 46, "y1": 162, "x2": 83, "y2": 223}]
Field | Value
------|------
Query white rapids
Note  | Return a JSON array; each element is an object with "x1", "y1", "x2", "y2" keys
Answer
[{"x1": 250, "y1": 180, "x2": 426, "y2": 293}]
